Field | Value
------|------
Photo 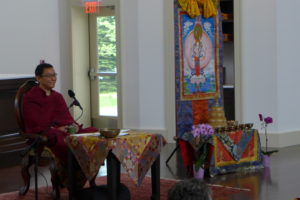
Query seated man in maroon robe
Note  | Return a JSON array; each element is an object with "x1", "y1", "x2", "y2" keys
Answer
[{"x1": 23, "y1": 63, "x2": 98, "y2": 186}]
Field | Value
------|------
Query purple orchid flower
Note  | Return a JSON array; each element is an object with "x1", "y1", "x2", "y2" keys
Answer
[
  {"x1": 192, "y1": 124, "x2": 214, "y2": 138},
  {"x1": 264, "y1": 117, "x2": 273, "y2": 124},
  {"x1": 258, "y1": 114, "x2": 277, "y2": 155},
  {"x1": 258, "y1": 114, "x2": 263, "y2": 121}
]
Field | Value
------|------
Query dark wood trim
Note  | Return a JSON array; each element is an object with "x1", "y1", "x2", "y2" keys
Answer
[{"x1": 0, "y1": 77, "x2": 34, "y2": 164}]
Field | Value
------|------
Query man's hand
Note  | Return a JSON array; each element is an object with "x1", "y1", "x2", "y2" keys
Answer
[
  {"x1": 73, "y1": 123, "x2": 80, "y2": 132},
  {"x1": 56, "y1": 123, "x2": 79, "y2": 133},
  {"x1": 57, "y1": 125, "x2": 68, "y2": 132}
]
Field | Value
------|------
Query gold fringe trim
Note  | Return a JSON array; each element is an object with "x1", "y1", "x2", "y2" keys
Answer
[{"x1": 178, "y1": 0, "x2": 218, "y2": 18}]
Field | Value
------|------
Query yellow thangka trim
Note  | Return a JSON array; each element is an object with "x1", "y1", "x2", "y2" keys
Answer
[
  {"x1": 178, "y1": 0, "x2": 200, "y2": 18},
  {"x1": 178, "y1": 0, "x2": 217, "y2": 18}
]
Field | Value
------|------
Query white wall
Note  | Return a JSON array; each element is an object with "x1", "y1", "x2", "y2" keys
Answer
[
  {"x1": 0, "y1": 0, "x2": 62, "y2": 90},
  {"x1": 137, "y1": 0, "x2": 165, "y2": 130},
  {"x1": 240, "y1": 0, "x2": 278, "y2": 133},
  {"x1": 276, "y1": 0, "x2": 300, "y2": 133},
  {"x1": 58, "y1": 0, "x2": 73, "y2": 98},
  {"x1": 239, "y1": 0, "x2": 300, "y2": 147},
  {"x1": 120, "y1": 0, "x2": 165, "y2": 131},
  {"x1": 71, "y1": 7, "x2": 91, "y2": 127},
  {"x1": 119, "y1": 0, "x2": 140, "y2": 129}
]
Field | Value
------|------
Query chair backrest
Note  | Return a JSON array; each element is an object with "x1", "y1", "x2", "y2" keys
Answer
[{"x1": 14, "y1": 80, "x2": 38, "y2": 134}]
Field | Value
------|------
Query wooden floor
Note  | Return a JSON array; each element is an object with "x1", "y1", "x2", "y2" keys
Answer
[{"x1": 1, "y1": 143, "x2": 300, "y2": 200}]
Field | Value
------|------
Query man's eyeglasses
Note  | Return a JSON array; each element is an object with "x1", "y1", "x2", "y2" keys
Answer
[{"x1": 40, "y1": 73, "x2": 57, "y2": 78}]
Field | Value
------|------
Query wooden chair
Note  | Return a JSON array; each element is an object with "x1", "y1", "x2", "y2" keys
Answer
[{"x1": 14, "y1": 80, "x2": 61, "y2": 199}]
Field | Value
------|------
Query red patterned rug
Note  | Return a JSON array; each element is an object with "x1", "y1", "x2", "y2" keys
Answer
[{"x1": 0, "y1": 175, "x2": 248, "y2": 200}]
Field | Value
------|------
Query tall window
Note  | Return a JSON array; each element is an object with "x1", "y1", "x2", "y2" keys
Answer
[
  {"x1": 97, "y1": 16, "x2": 118, "y2": 116},
  {"x1": 89, "y1": 3, "x2": 121, "y2": 128}
]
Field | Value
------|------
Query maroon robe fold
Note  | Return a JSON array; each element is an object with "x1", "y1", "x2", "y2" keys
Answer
[{"x1": 23, "y1": 86, "x2": 98, "y2": 162}]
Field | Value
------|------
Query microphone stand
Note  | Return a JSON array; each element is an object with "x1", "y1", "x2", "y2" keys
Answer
[{"x1": 21, "y1": 100, "x2": 79, "y2": 200}]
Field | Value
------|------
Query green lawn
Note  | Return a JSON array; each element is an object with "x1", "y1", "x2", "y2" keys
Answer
[{"x1": 99, "y1": 92, "x2": 118, "y2": 116}]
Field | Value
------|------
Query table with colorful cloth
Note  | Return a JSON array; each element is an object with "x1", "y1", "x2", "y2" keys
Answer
[
  {"x1": 65, "y1": 130, "x2": 166, "y2": 199},
  {"x1": 180, "y1": 129, "x2": 263, "y2": 177}
]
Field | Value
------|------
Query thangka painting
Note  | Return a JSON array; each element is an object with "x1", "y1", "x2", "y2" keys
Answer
[{"x1": 178, "y1": 11, "x2": 220, "y2": 100}]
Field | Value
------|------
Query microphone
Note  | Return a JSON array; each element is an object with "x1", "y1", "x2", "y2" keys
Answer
[{"x1": 68, "y1": 89, "x2": 83, "y2": 110}]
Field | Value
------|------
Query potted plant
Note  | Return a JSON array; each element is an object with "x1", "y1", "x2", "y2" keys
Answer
[
  {"x1": 190, "y1": 124, "x2": 214, "y2": 178},
  {"x1": 258, "y1": 114, "x2": 278, "y2": 167}
]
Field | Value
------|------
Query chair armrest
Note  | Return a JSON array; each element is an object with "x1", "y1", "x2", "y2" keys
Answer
[{"x1": 20, "y1": 133, "x2": 48, "y2": 143}]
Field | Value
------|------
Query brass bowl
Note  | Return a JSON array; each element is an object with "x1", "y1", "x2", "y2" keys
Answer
[
  {"x1": 219, "y1": 126, "x2": 226, "y2": 133},
  {"x1": 214, "y1": 127, "x2": 221, "y2": 133},
  {"x1": 245, "y1": 123, "x2": 254, "y2": 130},
  {"x1": 227, "y1": 120, "x2": 238, "y2": 127},
  {"x1": 225, "y1": 126, "x2": 235, "y2": 132},
  {"x1": 99, "y1": 128, "x2": 120, "y2": 138},
  {"x1": 238, "y1": 124, "x2": 246, "y2": 130},
  {"x1": 233, "y1": 125, "x2": 239, "y2": 131}
]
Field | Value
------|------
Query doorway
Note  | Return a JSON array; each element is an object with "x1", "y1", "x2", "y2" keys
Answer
[{"x1": 89, "y1": 3, "x2": 122, "y2": 128}]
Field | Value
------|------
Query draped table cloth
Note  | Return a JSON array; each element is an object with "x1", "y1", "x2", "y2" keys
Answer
[
  {"x1": 65, "y1": 130, "x2": 166, "y2": 185},
  {"x1": 181, "y1": 129, "x2": 263, "y2": 177}
]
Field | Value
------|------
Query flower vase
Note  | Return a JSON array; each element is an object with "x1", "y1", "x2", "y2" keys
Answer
[
  {"x1": 193, "y1": 165, "x2": 205, "y2": 179},
  {"x1": 263, "y1": 155, "x2": 271, "y2": 168},
  {"x1": 263, "y1": 167, "x2": 271, "y2": 183}
]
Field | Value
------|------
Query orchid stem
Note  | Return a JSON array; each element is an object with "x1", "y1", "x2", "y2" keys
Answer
[{"x1": 265, "y1": 125, "x2": 268, "y2": 153}]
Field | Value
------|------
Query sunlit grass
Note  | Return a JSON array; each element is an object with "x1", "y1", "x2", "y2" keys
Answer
[{"x1": 99, "y1": 92, "x2": 117, "y2": 116}]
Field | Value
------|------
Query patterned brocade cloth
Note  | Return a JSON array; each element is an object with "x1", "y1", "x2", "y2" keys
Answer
[
  {"x1": 65, "y1": 130, "x2": 166, "y2": 186},
  {"x1": 181, "y1": 129, "x2": 263, "y2": 177},
  {"x1": 210, "y1": 129, "x2": 263, "y2": 176}
]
